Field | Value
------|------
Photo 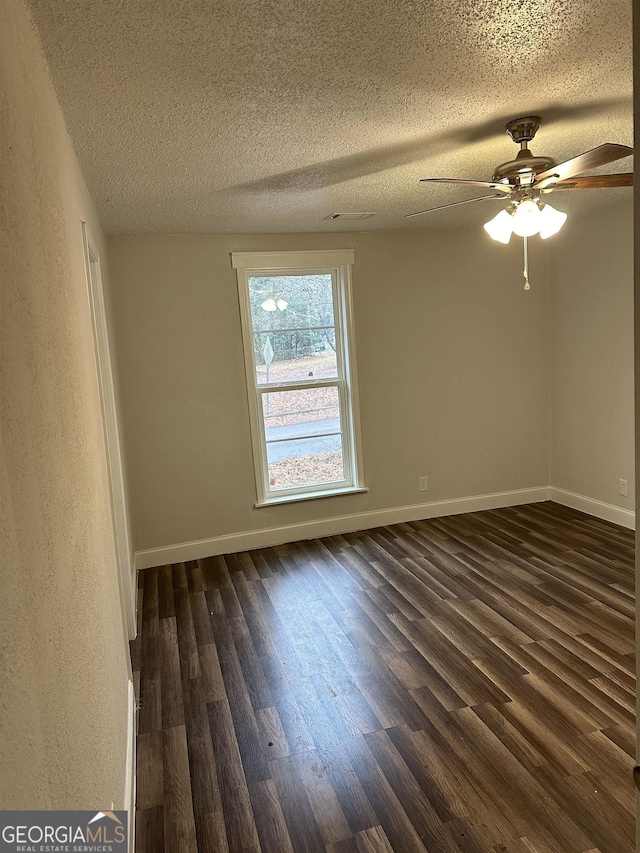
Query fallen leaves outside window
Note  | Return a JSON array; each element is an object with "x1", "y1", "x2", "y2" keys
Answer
[{"x1": 269, "y1": 450, "x2": 343, "y2": 489}]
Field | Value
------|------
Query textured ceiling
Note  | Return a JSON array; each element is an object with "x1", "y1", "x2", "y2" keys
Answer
[{"x1": 28, "y1": 0, "x2": 632, "y2": 234}]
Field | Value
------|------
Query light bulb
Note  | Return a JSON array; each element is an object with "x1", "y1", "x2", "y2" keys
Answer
[
  {"x1": 483, "y1": 208, "x2": 513, "y2": 244},
  {"x1": 511, "y1": 199, "x2": 542, "y2": 237},
  {"x1": 276, "y1": 299, "x2": 288, "y2": 311},
  {"x1": 261, "y1": 298, "x2": 277, "y2": 311},
  {"x1": 538, "y1": 203, "x2": 567, "y2": 239}
]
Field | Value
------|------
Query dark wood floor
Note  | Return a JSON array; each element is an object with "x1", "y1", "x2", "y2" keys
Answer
[{"x1": 131, "y1": 501, "x2": 636, "y2": 853}]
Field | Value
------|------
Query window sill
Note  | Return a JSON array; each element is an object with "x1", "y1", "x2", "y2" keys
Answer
[{"x1": 255, "y1": 486, "x2": 368, "y2": 508}]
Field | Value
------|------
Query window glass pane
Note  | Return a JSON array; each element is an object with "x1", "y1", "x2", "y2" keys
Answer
[
  {"x1": 254, "y1": 331, "x2": 337, "y2": 384},
  {"x1": 262, "y1": 386, "x2": 341, "y2": 435},
  {"x1": 266, "y1": 436, "x2": 345, "y2": 490},
  {"x1": 263, "y1": 386, "x2": 345, "y2": 490},
  {"x1": 248, "y1": 274, "x2": 335, "y2": 332}
]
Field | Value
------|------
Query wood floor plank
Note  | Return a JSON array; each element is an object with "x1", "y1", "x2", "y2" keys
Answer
[
  {"x1": 157, "y1": 564, "x2": 175, "y2": 620},
  {"x1": 190, "y1": 590, "x2": 215, "y2": 647},
  {"x1": 388, "y1": 723, "x2": 522, "y2": 849},
  {"x1": 138, "y1": 567, "x2": 162, "y2": 735},
  {"x1": 248, "y1": 778, "x2": 295, "y2": 853},
  {"x1": 133, "y1": 502, "x2": 635, "y2": 852},
  {"x1": 269, "y1": 754, "x2": 327, "y2": 852},
  {"x1": 363, "y1": 727, "x2": 459, "y2": 852},
  {"x1": 290, "y1": 677, "x2": 380, "y2": 833},
  {"x1": 255, "y1": 704, "x2": 291, "y2": 760},
  {"x1": 174, "y1": 587, "x2": 200, "y2": 682},
  {"x1": 136, "y1": 731, "x2": 163, "y2": 811},
  {"x1": 197, "y1": 641, "x2": 226, "y2": 704},
  {"x1": 452, "y1": 705, "x2": 594, "y2": 852},
  {"x1": 353, "y1": 825, "x2": 396, "y2": 852},
  {"x1": 601, "y1": 723, "x2": 636, "y2": 758},
  {"x1": 207, "y1": 698, "x2": 261, "y2": 852},
  {"x1": 161, "y1": 616, "x2": 185, "y2": 729},
  {"x1": 290, "y1": 748, "x2": 353, "y2": 845},
  {"x1": 135, "y1": 805, "x2": 163, "y2": 853},
  {"x1": 210, "y1": 613, "x2": 271, "y2": 785},
  {"x1": 228, "y1": 614, "x2": 274, "y2": 712},
  {"x1": 345, "y1": 742, "x2": 432, "y2": 852},
  {"x1": 181, "y1": 678, "x2": 225, "y2": 823},
  {"x1": 532, "y1": 763, "x2": 635, "y2": 853},
  {"x1": 162, "y1": 725, "x2": 198, "y2": 853},
  {"x1": 194, "y1": 813, "x2": 229, "y2": 853},
  {"x1": 581, "y1": 734, "x2": 635, "y2": 815}
]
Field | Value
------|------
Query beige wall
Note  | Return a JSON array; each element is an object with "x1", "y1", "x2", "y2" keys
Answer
[
  {"x1": 1, "y1": 0, "x2": 130, "y2": 809},
  {"x1": 108, "y1": 228, "x2": 550, "y2": 552},
  {"x1": 550, "y1": 199, "x2": 634, "y2": 511}
]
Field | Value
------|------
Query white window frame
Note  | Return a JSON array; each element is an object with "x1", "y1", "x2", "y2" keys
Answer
[{"x1": 232, "y1": 249, "x2": 365, "y2": 506}]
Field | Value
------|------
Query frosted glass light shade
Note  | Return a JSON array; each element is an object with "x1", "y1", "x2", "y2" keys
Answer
[
  {"x1": 538, "y1": 203, "x2": 567, "y2": 239},
  {"x1": 483, "y1": 208, "x2": 513, "y2": 243},
  {"x1": 511, "y1": 199, "x2": 542, "y2": 237}
]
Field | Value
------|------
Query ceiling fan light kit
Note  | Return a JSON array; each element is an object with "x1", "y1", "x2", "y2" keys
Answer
[
  {"x1": 410, "y1": 115, "x2": 633, "y2": 290},
  {"x1": 484, "y1": 199, "x2": 568, "y2": 243}
]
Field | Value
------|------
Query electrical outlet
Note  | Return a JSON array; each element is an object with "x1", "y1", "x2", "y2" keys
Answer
[
  {"x1": 619, "y1": 478, "x2": 628, "y2": 497},
  {"x1": 419, "y1": 476, "x2": 429, "y2": 492}
]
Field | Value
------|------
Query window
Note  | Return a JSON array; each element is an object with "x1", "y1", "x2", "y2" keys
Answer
[{"x1": 232, "y1": 250, "x2": 364, "y2": 505}]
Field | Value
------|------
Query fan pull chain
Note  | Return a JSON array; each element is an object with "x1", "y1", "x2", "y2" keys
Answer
[{"x1": 523, "y1": 235, "x2": 531, "y2": 290}]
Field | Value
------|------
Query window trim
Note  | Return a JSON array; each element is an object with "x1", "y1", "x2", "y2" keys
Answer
[{"x1": 232, "y1": 249, "x2": 365, "y2": 506}]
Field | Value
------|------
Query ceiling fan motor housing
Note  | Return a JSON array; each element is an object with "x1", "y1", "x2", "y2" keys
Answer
[
  {"x1": 505, "y1": 116, "x2": 542, "y2": 145},
  {"x1": 493, "y1": 116, "x2": 555, "y2": 183}
]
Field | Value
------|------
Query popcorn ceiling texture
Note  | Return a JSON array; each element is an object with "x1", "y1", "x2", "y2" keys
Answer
[
  {"x1": 27, "y1": 0, "x2": 632, "y2": 233},
  {"x1": 1, "y1": 0, "x2": 129, "y2": 809}
]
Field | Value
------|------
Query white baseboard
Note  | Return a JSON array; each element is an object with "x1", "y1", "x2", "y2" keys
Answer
[
  {"x1": 133, "y1": 484, "x2": 635, "y2": 572},
  {"x1": 134, "y1": 486, "x2": 551, "y2": 569},
  {"x1": 549, "y1": 487, "x2": 635, "y2": 530},
  {"x1": 125, "y1": 678, "x2": 136, "y2": 853}
]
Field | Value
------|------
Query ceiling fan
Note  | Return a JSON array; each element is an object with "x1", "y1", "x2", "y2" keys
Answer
[
  {"x1": 408, "y1": 115, "x2": 632, "y2": 231},
  {"x1": 408, "y1": 115, "x2": 633, "y2": 287}
]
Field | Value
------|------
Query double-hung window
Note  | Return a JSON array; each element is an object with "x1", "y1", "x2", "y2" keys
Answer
[{"x1": 232, "y1": 250, "x2": 364, "y2": 505}]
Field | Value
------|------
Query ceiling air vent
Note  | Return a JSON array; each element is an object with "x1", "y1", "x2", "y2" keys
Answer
[{"x1": 324, "y1": 213, "x2": 375, "y2": 221}]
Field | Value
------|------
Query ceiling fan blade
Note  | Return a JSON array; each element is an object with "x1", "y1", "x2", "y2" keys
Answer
[
  {"x1": 421, "y1": 177, "x2": 513, "y2": 194},
  {"x1": 551, "y1": 172, "x2": 633, "y2": 190},
  {"x1": 534, "y1": 143, "x2": 633, "y2": 185},
  {"x1": 406, "y1": 194, "x2": 505, "y2": 218}
]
